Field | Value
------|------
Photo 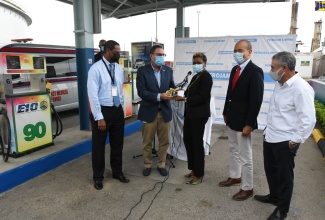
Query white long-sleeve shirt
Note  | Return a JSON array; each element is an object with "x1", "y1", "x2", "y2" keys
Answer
[
  {"x1": 87, "y1": 57, "x2": 124, "y2": 121},
  {"x1": 264, "y1": 74, "x2": 316, "y2": 144}
]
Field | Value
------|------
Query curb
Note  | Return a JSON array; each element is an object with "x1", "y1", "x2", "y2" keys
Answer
[
  {"x1": 312, "y1": 128, "x2": 325, "y2": 160},
  {"x1": 0, "y1": 120, "x2": 142, "y2": 194}
]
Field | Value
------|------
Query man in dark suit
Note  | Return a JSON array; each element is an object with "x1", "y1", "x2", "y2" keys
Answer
[
  {"x1": 219, "y1": 40, "x2": 264, "y2": 201},
  {"x1": 94, "y1": 39, "x2": 106, "y2": 62},
  {"x1": 136, "y1": 44, "x2": 175, "y2": 177}
]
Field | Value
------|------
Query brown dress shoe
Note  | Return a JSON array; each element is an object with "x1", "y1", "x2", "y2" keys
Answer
[
  {"x1": 232, "y1": 189, "x2": 253, "y2": 201},
  {"x1": 218, "y1": 177, "x2": 241, "y2": 187}
]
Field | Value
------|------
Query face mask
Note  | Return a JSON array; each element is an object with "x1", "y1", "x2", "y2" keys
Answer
[
  {"x1": 155, "y1": 56, "x2": 165, "y2": 66},
  {"x1": 192, "y1": 64, "x2": 204, "y2": 74},
  {"x1": 233, "y1": 52, "x2": 246, "y2": 65},
  {"x1": 269, "y1": 67, "x2": 285, "y2": 81},
  {"x1": 111, "y1": 52, "x2": 120, "y2": 63},
  {"x1": 100, "y1": 46, "x2": 105, "y2": 52}
]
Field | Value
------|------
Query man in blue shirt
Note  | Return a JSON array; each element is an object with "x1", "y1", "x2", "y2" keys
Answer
[{"x1": 87, "y1": 40, "x2": 129, "y2": 190}]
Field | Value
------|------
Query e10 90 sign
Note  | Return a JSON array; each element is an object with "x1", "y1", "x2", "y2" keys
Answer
[{"x1": 23, "y1": 122, "x2": 46, "y2": 141}]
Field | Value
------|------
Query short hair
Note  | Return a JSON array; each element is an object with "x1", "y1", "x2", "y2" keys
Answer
[
  {"x1": 192, "y1": 52, "x2": 207, "y2": 64},
  {"x1": 238, "y1": 39, "x2": 252, "y2": 50},
  {"x1": 150, "y1": 44, "x2": 163, "y2": 54},
  {"x1": 104, "y1": 40, "x2": 119, "y2": 51},
  {"x1": 272, "y1": 51, "x2": 296, "y2": 71},
  {"x1": 99, "y1": 39, "x2": 106, "y2": 46}
]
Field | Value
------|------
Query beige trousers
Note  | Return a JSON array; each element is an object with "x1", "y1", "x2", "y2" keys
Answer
[
  {"x1": 142, "y1": 111, "x2": 170, "y2": 168},
  {"x1": 227, "y1": 126, "x2": 253, "y2": 190}
]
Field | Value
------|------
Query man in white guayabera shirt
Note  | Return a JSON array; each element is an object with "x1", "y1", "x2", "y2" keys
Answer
[{"x1": 255, "y1": 51, "x2": 316, "y2": 220}]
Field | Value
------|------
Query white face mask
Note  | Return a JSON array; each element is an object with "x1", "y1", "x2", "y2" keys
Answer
[{"x1": 269, "y1": 67, "x2": 285, "y2": 81}]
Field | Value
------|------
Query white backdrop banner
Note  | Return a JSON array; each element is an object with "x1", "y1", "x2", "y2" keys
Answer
[
  {"x1": 173, "y1": 35, "x2": 296, "y2": 129},
  {"x1": 168, "y1": 99, "x2": 216, "y2": 161}
]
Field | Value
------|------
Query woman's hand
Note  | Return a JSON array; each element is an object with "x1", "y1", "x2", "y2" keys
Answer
[{"x1": 174, "y1": 96, "x2": 186, "y2": 101}]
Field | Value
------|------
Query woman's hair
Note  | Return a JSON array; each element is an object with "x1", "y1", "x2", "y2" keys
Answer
[{"x1": 192, "y1": 52, "x2": 207, "y2": 63}]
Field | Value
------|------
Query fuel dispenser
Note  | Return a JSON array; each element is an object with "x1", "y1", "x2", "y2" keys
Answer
[{"x1": 0, "y1": 53, "x2": 53, "y2": 156}]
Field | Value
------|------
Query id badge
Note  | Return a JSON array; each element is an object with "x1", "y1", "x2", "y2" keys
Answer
[{"x1": 112, "y1": 86, "x2": 118, "y2": 97}]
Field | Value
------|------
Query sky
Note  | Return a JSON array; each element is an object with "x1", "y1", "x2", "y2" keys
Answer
[{"x1": 12, "y1": 0, "x2": 325, "y2": 61}]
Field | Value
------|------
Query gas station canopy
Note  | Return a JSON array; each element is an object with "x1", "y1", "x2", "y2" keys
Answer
[
  {"x1": 53, "y1": 0, "x2": 290, "y2": 130},
  {"x1": 56, "y1": 0, "x2": 289, "y2": 19}
]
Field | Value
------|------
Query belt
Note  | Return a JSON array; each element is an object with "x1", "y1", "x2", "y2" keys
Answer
[{"x1": 101, "y1": 105, "x2": 117, "y2": 109}]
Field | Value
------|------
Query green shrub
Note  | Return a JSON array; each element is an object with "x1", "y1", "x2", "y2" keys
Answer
[{"x1": 315, "y1": 100, "x2": 325, "y2": 130}]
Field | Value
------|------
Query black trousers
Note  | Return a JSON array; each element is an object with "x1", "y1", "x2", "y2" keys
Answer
[
  {"x1": 183, "y1": 117, "x2": 208, "y2": 178},
  {"x1": 90, "y1": 105, "x2": 125, "y2": 181},
  {"x1": 263, "y1": 140, "x2": 299, "y2": 213}
]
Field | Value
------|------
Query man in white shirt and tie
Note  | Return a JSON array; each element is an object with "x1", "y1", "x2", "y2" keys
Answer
[
  {"x1": 87, "y1": 40, "x2": 129, "y2": 190},
  {"x1": 254, "y1": 51, "x2": 316, "y2": 220}
]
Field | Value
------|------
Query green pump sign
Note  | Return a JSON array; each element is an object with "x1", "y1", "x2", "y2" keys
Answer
[
  {"x1": 12, "y1": 94, "x2": 53, "y2": 153},
  {"x1": 23, "y1": 122, "x2": 46, "y2": 141}
]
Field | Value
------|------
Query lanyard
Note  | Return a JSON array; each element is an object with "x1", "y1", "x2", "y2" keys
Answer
[{"x1": 101, "y1": 58, "x2": 115, "y2": 84}]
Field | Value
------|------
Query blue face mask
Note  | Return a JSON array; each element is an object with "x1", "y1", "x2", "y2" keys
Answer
[
  {"x1": 155, "y1": 56, "x2": 165, "y2": 66},
  {"x1": 233, "y1": 52, "x2": 246, "y2": 64},
  {"x1": 100, "y1": 46, "x2": 105, "y2": 52},
  {"x1": 192, "y1": 64, "x2": 204, "y2": 74}
]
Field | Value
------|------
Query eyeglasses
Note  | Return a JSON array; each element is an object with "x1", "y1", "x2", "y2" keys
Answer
[{"x1": 154, "y1": 53, "x2": 167, "y2": 57}]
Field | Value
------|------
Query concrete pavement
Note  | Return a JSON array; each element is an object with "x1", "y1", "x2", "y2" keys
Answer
[{"x1": 0, "y1": 117, "x2": 324, "y2": 220}]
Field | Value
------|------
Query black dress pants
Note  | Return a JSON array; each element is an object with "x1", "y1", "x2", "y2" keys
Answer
[
  {"x1": 263, "y1": 140, "x2": 299, "y2": 213},
  {"x1": 90, "y1": 105, "x2": 125, "y2": 181},
  {"x1": 183, "y1": 117, "x2": 208, "y2": 178}
]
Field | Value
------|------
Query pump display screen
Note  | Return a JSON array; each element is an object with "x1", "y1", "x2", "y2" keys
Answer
[
  {"x1": 33, "y1": 57, "x2": 45, "y2": 69},
  {"x1": 2, "y1": 54, "x2": 46, "y2": 74},
  {"x1": 6, "y1": 56, "x2": 21, "y2": 69}
]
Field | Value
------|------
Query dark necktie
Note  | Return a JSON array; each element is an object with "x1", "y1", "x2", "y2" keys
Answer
[
  {"x1": 109, "y1": 63, "x2": 120, "y2": 107},
  {"x1": 232, "y1": 66, "x2": 241, "y2": 90}
]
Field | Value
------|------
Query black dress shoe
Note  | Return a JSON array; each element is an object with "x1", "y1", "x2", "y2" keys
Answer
[
  {"x1": 113, "y1": 174, "x2": 130, "y2": 183},
  {"x1": 157, "y1": 167, "x2": 168, "y2": 176},
  {"x1": 254, "y1": 194, "x2": 278, "y2": 206},
  {"x1": 94, "y1": 180, "x2": 103, "y2": 190},
  {"x1": 143, "y1": 168, "x2": 151, "y2": 176},
  {"x1": 267, "y1": 207, "x2": 287, "y2": 220}
]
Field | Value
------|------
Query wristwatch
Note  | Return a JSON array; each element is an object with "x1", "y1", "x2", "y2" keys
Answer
[{"x1": 289, "y1": 140, "x2": 299, "y2": 148}]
